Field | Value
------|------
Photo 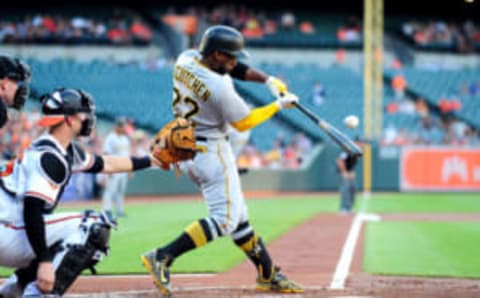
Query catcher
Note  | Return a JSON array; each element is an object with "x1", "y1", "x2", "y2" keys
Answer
[
  {"x1": 142, "y1": 25, "x2": 303, "y2": 297},
  {"x1": 0, "y1": 88, "x2": 180, "y2": 297}
]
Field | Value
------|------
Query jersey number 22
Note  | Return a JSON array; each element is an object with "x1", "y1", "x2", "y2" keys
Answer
[{"x1": 172, "y1": 87, "x2": 199, "y2": 120}]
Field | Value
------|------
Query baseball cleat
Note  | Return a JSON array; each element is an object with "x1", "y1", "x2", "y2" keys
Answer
[
  {"x1": 141, "y1": 250, "x2": 172, "y2": 297},
  {"x1": 256, "y1": 266, "x2": 304, "y2": 294}
]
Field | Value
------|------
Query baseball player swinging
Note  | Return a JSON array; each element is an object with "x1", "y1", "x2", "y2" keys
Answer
[
  {"x1": 0, "y1": 88, "x2": 159, "y2": 297},
  {"x1": 142, "y1": 25, "x2": 303, "y2": 296}
]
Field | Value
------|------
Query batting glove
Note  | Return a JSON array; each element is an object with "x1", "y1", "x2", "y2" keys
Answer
[
  {"x1": 276, "y1": 92, "x2": 299, "y2": 109},
  {"x1": 266, "y1": 76, "x2": 288, "y2": 98}
]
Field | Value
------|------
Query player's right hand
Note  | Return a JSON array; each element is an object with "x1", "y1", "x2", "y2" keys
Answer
[
  {"x1": 37, "y1": 261, "x2": 55, "y2": 293},
  {"x1": 276, "y1": 92, "x2": 299, "y2": 109}
]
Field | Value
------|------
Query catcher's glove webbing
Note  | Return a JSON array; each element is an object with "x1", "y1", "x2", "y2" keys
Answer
[{"x1": 151, "y1": 118, "x2": 202, "y2": 170}]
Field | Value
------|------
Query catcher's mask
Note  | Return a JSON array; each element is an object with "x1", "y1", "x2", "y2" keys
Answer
[
  {"x1": 0, "y1": 56, "x2": 31, "y2": 110},
  {"x1": 38, "y1": 88, "x2": 96, "y2": 136}
]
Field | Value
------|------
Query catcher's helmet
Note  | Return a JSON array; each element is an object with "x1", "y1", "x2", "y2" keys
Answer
[
  {"x1": 199, "y1": 25, "x2": 248, "y2": 58},
  {"x1": 38, "y1": 88, "x2": 96, "y2": 136}
]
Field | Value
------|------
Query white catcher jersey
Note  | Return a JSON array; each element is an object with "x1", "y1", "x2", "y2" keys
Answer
[
  {"x1": 0, "y1": 134, "x2": 95, "y2": 225},
  {"x1": 173, "y1": 49, "x2": 250, "y2": 139}
]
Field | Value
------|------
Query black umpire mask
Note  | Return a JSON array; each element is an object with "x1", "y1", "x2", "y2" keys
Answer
[{"x1": 0, "y1": 98, "x2": 7, "y2": 128}]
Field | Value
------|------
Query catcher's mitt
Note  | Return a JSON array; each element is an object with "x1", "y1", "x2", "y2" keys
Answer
[{"x1": 151, "y1": 118, "x2": 200, "y2": 170}]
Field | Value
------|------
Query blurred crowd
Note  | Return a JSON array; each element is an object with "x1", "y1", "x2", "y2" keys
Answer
[
  {"x1": 381, "y1": 113, "x2": 480, "y2": 147},
  {"x1": 236, "y1": 133, "x2": 313, "y2": 170},
  {"x1": 336, "y1": 16, "x2": 362, "y2": 43},
  {"x1": 163, "y1": 4, "x2": 312, "y2": 38},
  {"x1": 402, "y1": 20, "x2": 479, "y2": 53},
  {"x1": 0, "y1": 110, "x2": 150, "y2": 161},
  {"x1": 0, "y1": 13, "x2": 152, "y2": 45},
  {"x1": 163, "y1": 4, "x2": 362, "y2": 42}
]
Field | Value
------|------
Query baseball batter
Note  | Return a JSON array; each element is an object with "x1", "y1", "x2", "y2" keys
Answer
[
  {"x1": 142, "y1": 25, "x2": 303, "y2": 296},
  {"x1": 0, "y1": 88, "x2": 157, "y2": 297}
]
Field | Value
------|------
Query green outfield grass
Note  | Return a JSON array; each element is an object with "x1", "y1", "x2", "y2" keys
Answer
[
  {"x1": 360, "y1": 193, "x2": 480, "y2": 213},
  {"x1": 2, "y1": 192, "x2": 479, "y2": 279},
  {"x1": 365, "y1": 221, "x2": 480, "y2": 278},
  {"x1": 0, "y1": 196, "x2": 337, "y2": 277}
]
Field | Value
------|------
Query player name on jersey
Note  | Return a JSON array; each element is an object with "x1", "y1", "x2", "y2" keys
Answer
[{"x1": 174, "y1": 64, "x2": 211, "y2": 102}]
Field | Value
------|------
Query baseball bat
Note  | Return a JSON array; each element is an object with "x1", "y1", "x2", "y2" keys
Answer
[{"x1": 293, "y1": 102, "x2": 363, "y2": 157}]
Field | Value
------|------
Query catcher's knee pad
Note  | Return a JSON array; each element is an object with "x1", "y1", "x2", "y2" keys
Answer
[{"x1": 52, "y1": 222, "x2": 111, "y2": 295}]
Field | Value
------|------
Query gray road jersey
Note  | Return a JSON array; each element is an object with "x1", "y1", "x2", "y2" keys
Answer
[{"x1": 173, "y1": 50, "x2": 250, "y2": 139}]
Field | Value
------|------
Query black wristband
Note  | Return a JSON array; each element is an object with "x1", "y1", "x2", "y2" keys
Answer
[{"x1": 131, "y1": 156, "x2": 151, "y2": 171}]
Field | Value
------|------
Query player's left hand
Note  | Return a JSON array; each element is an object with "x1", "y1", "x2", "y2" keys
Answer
[{"x1": 266, "y1": 76, "x2": 288, "y2": 97}]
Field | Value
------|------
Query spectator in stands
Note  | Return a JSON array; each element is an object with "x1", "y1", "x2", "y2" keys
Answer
[
  {"x1": 417, "y1": 115, "x2": 444, "y2": 145},
  {"x1": 438, "y1": 96, "x2": 462, "y2": 113},
  {"x1": 283, "y1": 143, "x2": 300, "y2": 169},
  {"x1": 382, "y1": 123, "x2": 398, "y2": 146},
  {"x1": 391, "y1": 58, "x2": 403, "y2": 70},
  {"x1": 264, "y1": 139, "x2": 283, "y2": 169},
  {"x1": 130, "y1": 18, "x2": 153, "y2": 44},
  {"x1": 337, "y1": 16, "x2": 361, "y2": 43},
  {"x1": 108, "y1": 20, "x2": 131, "y2": 44},
  {"x1": 124, "y1": 117, "x2": 135, "y2": 135},
  {"x1": 312, "y1": 82, "x2": 326, "y2": 106},
  {"x1": 397, "y1": 98, "x2": 416, "y2": 114},
  {"x1": 245, "y1": 144, "x2": 263, "y2": 169},
  {"x1": 292, "y1": 133, "x2": 312, "y2": 164},
  {"x1": 299, "y1": 21, "x2": 314, "y2": 34},
  {"x1": 280, "y1": 11, "x2": 296, "y2": 31},
  {"x1": 415, "y1": 98, "x2": 429, "y2": 117},
  {"x1": 394, "y1": 129, "x2": 411, "y2": 146},
  {"x1": 391, "y1": 73, "x2": 407, "y2": 100}
]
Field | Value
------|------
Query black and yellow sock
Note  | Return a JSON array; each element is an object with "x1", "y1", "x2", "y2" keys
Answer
[
  {"x1": 233, "y1": 222, "x2": 273, "y2": 280},
  {"x1": 158, "y1": 218, "x2": 215, "y2": 262}
]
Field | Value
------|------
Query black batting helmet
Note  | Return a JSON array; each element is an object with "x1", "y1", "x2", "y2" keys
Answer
[
  {"x1": 199, "y1": 25, "x2": 248, "y2": 58},
  {"x1": 38, "y1": 88, "x2": 96, "y2": 136}
]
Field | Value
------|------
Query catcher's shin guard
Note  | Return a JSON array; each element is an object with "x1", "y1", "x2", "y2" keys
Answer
[{"x1": 52, "y1": 222, "x2": 111, "y2": 295}]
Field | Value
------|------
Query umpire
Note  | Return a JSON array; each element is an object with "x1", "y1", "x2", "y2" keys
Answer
[
  {"x1": 336, "y1": 137, "x2": 362, "y2": 213},
  {"x1": 0, "y1": 55, "x2": 31, "y2": 128}
]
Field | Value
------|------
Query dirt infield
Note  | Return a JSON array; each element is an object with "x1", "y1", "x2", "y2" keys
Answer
[{"x1": 3, "y1": 195, "x2": 480, "y2": 298}]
